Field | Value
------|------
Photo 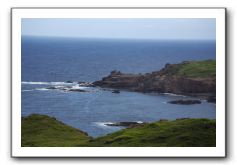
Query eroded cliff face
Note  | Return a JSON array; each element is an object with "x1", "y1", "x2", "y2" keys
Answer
[{"x1": 93, "y1": 61, "x2": 216, "y2": 98}]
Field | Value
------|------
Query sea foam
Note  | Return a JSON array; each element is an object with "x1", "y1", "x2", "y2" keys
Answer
[{"x1": 21, "y1": 81, "x2": 77, "y2": 85}]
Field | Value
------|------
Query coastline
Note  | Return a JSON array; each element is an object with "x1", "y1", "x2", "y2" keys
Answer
[
  {"x1": 92, "y1": 60, "x2": 216, "y2": 102},
  {"x1": 21, "y1": 60, "x2": 216, "y2": 147}
]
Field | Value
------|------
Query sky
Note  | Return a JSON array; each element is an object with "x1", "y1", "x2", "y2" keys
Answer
[{"x1": 22, "y1": 18, "x2": 216, "y2": 40}]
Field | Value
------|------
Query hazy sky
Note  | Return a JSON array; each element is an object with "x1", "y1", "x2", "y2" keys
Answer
[{"x1": 22, "y1": 18, "x2": 216, "y2": 40}]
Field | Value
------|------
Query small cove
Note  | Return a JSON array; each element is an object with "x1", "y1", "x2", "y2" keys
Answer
[{"x1": 22, "y1": 83, "x2": 215, "y2": 137}]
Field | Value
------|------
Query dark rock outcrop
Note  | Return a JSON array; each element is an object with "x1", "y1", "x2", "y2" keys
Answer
[
  {"x1": 93, "y1": 62, "x2": 216, "y2": 99},
  {"x1": 105, "y1": 121, "x2": 145, "y2": 127},
  {"x1": 68, "y1": 89, "x2": 87, "y2": 92},
  {"x1": 46, "y1": 86, "x2": 58, "y2": 90},
  {"x1": 168, "y1": 99, "x2": 201, "y2": 105},
  {"x1": 207, "y1": 95, "x2": 216, "y2": 103},
  {"x1": 112, "y1": 90, "x2": 120, "y2": 94}
]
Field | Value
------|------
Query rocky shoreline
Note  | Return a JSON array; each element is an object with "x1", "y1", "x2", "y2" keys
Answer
[
  {"x1": 48, "y1": 60, "x2": 216, "y2": 102},
  {"x1": 105, "y1": 121, "x2": 145, "y2": 127},
  {"x1": 168, "y1": 99, "x2": 201, "y2": 105},
  {"x1": 93, "y1": 60, "x2": 216, "y2": 102}
]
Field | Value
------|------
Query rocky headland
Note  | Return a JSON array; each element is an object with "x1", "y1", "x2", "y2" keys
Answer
[{"x1": 93, "y1": 60, "x2": 216, "y2": 102}]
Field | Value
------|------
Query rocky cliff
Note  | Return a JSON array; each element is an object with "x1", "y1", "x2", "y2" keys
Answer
[{"x1": 93, "y1": 60, "x2": 216, "y2": 99}]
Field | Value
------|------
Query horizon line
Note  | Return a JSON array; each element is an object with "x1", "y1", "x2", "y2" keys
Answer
[{"x1": 21, "y1": 35, "x2": 216, "y2": 41}]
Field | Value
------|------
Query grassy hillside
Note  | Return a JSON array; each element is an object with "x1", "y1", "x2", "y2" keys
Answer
[
  {"x1": 86, "y1": 118, "x2": 216, "y2": 147},
  {"x1": 176, "y1": 60, "x2": 216, "y2": 78},
  {"x1": 22, "y1": 114, "x2": 216, "y2": 147},
  {"x1": 22, "y1": 114, "x2": 91, "y2": 147}
]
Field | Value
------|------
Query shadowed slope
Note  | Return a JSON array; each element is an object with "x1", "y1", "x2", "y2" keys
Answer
[{"x1": 22, "y1": 114, "x2": 91, "y2": 147}]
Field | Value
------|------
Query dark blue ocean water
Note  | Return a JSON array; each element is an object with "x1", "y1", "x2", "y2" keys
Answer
[{"x1": 22, "y1": 36, "x2": 216, "y2": 137}]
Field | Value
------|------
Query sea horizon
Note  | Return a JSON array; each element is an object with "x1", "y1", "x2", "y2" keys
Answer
[{"x1": 22, "y1": 35, "x2": 216, "y2": 42}]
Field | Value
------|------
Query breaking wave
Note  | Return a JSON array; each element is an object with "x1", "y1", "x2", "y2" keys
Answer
[
  {"x1": 21, "y1": 81, "x2": 96, "y2": 93},
  {"x1": 163, "y1": 93, "x2": 187, "y2": 97},
  {"x1": 22, "y1": 81, "x2": 77, "y2": 85}
]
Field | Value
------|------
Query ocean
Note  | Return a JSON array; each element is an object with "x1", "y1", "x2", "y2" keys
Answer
[{"x1": 22, "y1": 36, "x2": 216, "y2": 137}]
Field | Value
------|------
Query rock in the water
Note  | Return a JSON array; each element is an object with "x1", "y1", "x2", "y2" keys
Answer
[
  {"x1": 77, "y1": 81, "x2": 86, "y2": 84},
  {"x1": 68, "y1": 89, "x2": 87, "y2": 92},
  {"x1": 105, "y1": 121, "x2": 144, "y2": 127},
  {"x1": 112, "y1": 90, "x2": 120, "y2": 94},
  {"x1": 46, "y1": 86, "x2": 57, "y2": 90},
  {"x1": 207, "y1": 96, "x2": 216, "y2": 103},
  {"x1": 66, "y1": 81, "x2": 73, "y2": 83},
  {"x1": 168, "y1": 99, "x2": 201, "y2": 105}
]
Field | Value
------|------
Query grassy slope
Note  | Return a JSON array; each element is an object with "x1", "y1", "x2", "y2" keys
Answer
[
  {"x1": 22, "y1": 114, "x2": 91, "y2": 147},
  {"x1": 176, "y1": 60, "x2": 216, "y2": 78},
  {"x1": 86, "y1": 118, "x2": 216, "y2": 147},
  {"x1": 22, "y1": 114, "x2": 216, "y2": 147}
]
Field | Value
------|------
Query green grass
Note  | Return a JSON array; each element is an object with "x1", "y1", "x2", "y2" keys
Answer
[
  {"x1": 176, "y1": 60, "x2": 216, "y2": 78},
  {"x1": 22, "y1": 114, "x2": 216, "y2": 147},
  {"x1": 22, "y1": 114, "x2": 91, "y2": 147},
  {"x1": 86, "y1": 118, "x2": 216, "y2": 147}
]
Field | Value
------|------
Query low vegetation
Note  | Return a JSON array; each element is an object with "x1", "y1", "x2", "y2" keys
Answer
[
  {"x1": 176, "y1": 60, "x2": 216, "y2": 77},
  {"x1": 22, "y1": 114, "x2": 91, "y2": 147},
  {"x1": 22, "y1": 114, "x2": 216, "y2": 147}
]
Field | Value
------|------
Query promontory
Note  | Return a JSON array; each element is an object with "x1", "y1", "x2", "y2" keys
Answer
[{"x1": 93, "y1": 60, "x2": 216, "y2": 101}]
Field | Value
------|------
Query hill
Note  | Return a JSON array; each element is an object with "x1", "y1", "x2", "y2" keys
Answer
[
  {"x1": 22, "y1": 114, "x2": 91, "y2": 147},
  {"x1": 22, "y1": 114, "x2": 216, "y2": 147}
]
